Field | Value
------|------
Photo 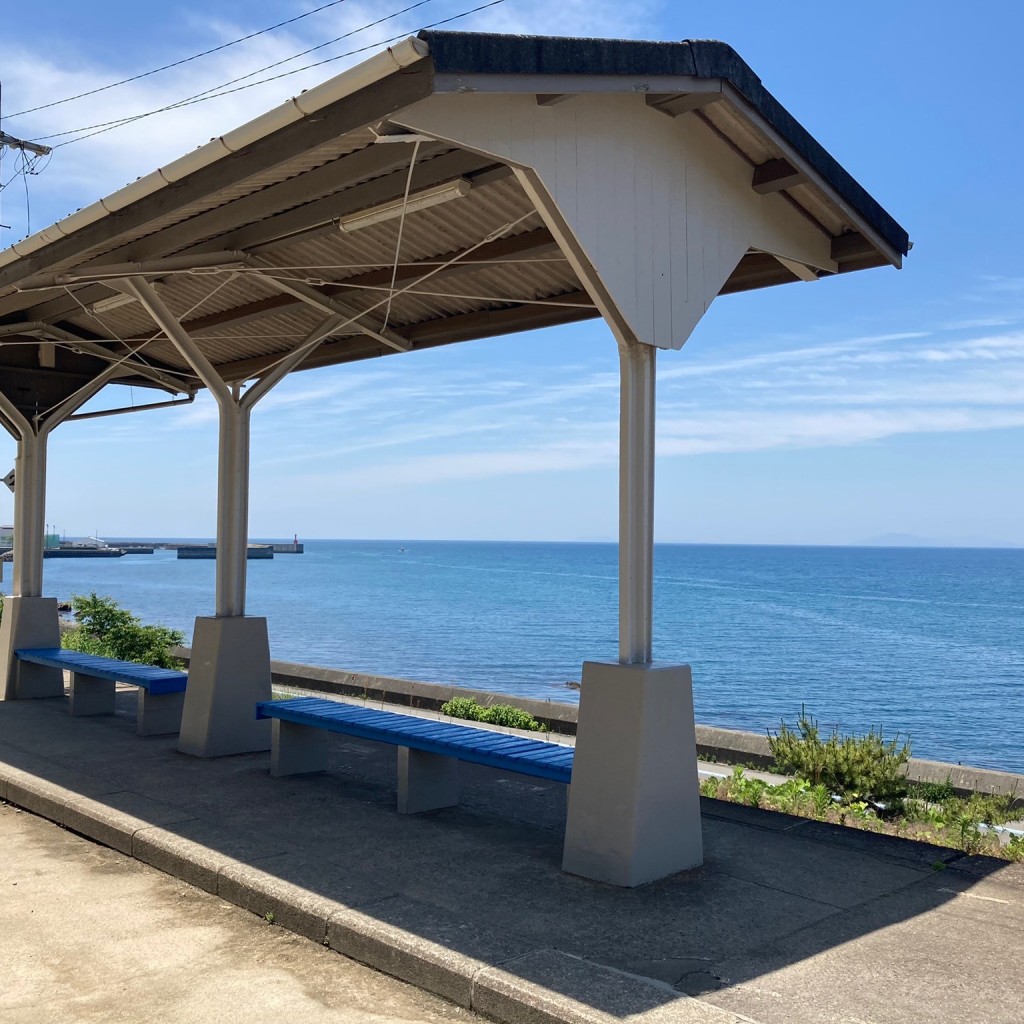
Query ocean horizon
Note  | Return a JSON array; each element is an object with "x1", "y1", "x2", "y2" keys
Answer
[{"x1": 4, "y1": 539, "x2": 1022, "y2": 774}]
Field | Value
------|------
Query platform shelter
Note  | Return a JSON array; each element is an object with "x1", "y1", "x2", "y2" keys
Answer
[{"x1": 0, "y1": 31, "x2": 909, "y2": 886}]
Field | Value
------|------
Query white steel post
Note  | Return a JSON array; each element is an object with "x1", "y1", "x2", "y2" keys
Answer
[
  {"x1": 126, "y1": 275, "x2": 344, "y2": 755},
  {"x1": 216, "y1": 398, "x2": 251, "y2": 617},
  {"x1": 11, "y1": 430, "x2": 47, "y2": 598},
  {"x1": 0, "y1": 362, "x2": 124, "y2": 700},
  {"x1": 562, "y1": 336, "x2": 702, "y2": 885},
  {"x1": 618, "y1": 338, "x2": 656, "y2": 664}
]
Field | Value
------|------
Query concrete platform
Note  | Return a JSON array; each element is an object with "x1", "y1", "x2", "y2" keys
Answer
[
  {"x1": 1, "y1": 692, "x2": 1023, "y2": 1023},
  {"x1": 0, "y1": 802, "x2": 475, "y2": 1023}
]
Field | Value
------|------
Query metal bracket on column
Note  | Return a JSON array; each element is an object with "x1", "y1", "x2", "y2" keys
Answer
[{"x1": 125, "y1": 275, "x2": 345, "y2": 616}]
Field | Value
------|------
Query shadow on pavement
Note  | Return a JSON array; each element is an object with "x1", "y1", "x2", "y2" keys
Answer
[{"x1": 1, "y1": 692, "x2": 1020, "y2": 1023}]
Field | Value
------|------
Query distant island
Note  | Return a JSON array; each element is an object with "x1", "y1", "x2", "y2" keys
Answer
[{"x1": 854, "y1": 532, "x2": 1021, "y2": 549}]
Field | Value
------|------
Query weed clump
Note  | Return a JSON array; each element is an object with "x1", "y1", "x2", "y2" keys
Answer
[
  {"x1": 440, "y1": 696, "x2": 546, "y2": 732},
  {"x1": 768, "y1": 705, "x2": 911, "y2": 807}
]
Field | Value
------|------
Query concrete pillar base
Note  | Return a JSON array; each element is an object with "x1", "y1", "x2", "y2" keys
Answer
[
  {"x1": 270, "y1": 719, "x2": 328, "y2": 776},
  {"x1": 562, "y1": 661, "x2": 703, "y2": 887},
  {"x1": 0, "y1": 596, "x2": 62, "y2": 701},
  {"x1": 177, "y1": 616, "x2": 272, "y2": 757},
  {"x1": 137, "y1": 689, "x2": 186, "y2": 737},
  {"x1": 397, "y1": 747, "x2": 459, "y2": 814},
  {"x1": 69, "y1": 672, "x2": 115, "y2": 716}
]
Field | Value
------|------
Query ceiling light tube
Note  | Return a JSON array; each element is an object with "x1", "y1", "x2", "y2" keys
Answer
[
  {"x1": 90, "y1": 293, "x2": 137, "y2": 313},
  {"x1": 338, "y1": 178, "x2": 471, "y2": 233}
]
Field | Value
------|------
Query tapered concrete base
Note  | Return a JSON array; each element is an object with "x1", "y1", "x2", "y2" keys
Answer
[
  {"x1": 0, "y1": 596, "x2": 62, "y2": 701},
  {"x1": 562, "y1": 661, "x2": 703, "y2": 887},
  {"x1": 177, "y1": 616, "x2": 272, "y2": 757}
]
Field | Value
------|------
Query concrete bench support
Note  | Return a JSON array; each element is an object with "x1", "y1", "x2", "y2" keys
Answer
[
  {"x1": 68, "y1": 671, "x2": 115, "y2": 717},
  {"x1": 563, "y1": 661, "x2": 703, "y2": 887},
  {"x1": 270, "y1": 718, "x2": 329, "y2": 777},
  {"x1": 397, "y1": 746, "x2": 459, "y2": 814},
  {"x1": 137, "y1": 690, "x2": 186, "y2": 737}
]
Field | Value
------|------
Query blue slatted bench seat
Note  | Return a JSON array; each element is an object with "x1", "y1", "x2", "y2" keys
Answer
[
  {"x1": 256, "y1": 696, "x2": 573, "y2": 813},
  {"x1": 15, "y1": 648, "x2": 188, "y2": 736}
]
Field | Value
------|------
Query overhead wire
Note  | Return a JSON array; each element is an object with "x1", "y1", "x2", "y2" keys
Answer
[
  {"x1": 5, "y1": 0, "x2": 354, "y2": 119},
  {"x1": 32, "y1": 0, "x2": 438, "y2": 145},
  {"x1": 29, "y1": 0, "x2": 505, "y2": 149}
]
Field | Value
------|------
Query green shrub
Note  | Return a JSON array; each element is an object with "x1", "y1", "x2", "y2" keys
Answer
[
  {"x1": 768, "y1": 705, "x2": 911, "y2": 806},
  {"x1": 483, "y1": 703, "x2": 544, "y2": 732},
  {"x1": 62, "y1": 593, "x2": 184, "y2": 669},
  {"x1": 441, "y1": 696, "x2": 485, "y2": 722},
  {"x1": 915, "y1": 779, "x2": 956, "y2": 802},
  {"x1": 441, "y1": 696, "x2": 544, "y2": 732}
]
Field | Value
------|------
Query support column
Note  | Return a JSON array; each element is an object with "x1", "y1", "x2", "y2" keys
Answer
[
  {"x1": 618, "y1": 340, "x2": 656, "y2": 664},
  {"x1": 563, "y1": 339, "x2": 704, "y2": 886},
  {"x1": 11, "y1": 429, "x2": 47, "y2": 600},
  {"x1": 127, "y1": 277, "x2": 343, "y2": 757},
  {"x1": 215, "y1": 399, "x2": 251, "y2": 618},
  {"x1": 0, "y1": 428, "x2": 62, "y2": 699},
  {"x1": 175, "y1": 393, "x2": 269, "y2": 756},
  {"x1": 1, "y1": 365, "x2": 124, "y2": 700}
]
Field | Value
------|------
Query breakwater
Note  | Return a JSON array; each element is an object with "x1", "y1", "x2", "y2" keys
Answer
[{"x1": 177, "y1": 545, "x2": 274, "y2": 560}]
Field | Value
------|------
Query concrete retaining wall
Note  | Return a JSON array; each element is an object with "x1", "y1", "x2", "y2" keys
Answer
[{"x1": 171, "y1": 647, "x2": 1024, "y2": 803}]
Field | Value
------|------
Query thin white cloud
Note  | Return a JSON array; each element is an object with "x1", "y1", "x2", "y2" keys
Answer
[{"x1": 0, "y1": 0, "x2": 664, "y2": 242}]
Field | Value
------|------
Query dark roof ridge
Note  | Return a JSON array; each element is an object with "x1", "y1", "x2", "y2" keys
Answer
[{"x1": 417, "y1": 30, "x2": 909, "y2": 257}]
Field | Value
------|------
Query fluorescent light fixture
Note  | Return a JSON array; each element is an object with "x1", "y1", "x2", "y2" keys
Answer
[
  {"x1": 90, "y1": 292, "x2": 136, "y2": 314},
  {"x1": 338, "y1": 178, "x2": 471, "y2": 233}
]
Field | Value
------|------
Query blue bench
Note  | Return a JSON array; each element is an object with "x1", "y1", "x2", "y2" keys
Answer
[
  {"x1": 15, "y1": 648, "x2": 188, "y2": 736},
  {"x1": 256, "y1": 696, "x2": 573, "y2": 813}
]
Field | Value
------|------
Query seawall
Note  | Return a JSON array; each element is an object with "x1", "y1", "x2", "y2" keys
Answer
[{"x1": 171, "y1": 646, "x2": 1024, "y2": 803}]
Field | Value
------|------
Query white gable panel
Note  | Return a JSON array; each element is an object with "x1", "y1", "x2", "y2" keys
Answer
[{"x1": 397, "y1": 93, "x2": 835, "y2": 350}]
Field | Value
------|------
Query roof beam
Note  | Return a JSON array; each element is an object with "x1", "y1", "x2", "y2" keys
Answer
[
  {"x1": 212, "y1": 291, "x2": 598, "y2": 381},
  {"x1": 751, "y1": 158, "x2": 807, "y2": 195},
  {"x1": 17, "y1": 251, "x2": 247, "y2": 289},
  {"x1": 248, "y1": 265, "x2": 411, "y2": 352},
  {"x1": 645, "y1": 90, "x2": 723, "y2": 117},
  {"x1": 178, "y1": 227, "x2": 560, "y2": 336},
  {"x1": 718, "y1": 252, "x2": 799, "y2": 295},
  {"x1": 190, "y1": 150, "x2": 498, "y2": 255},
  {"x1": 0, "y1": 320, "x2": 188, "y2": 392},
  {"x1": 76, "y1": 142, "x2": 447, "y2": 272}
]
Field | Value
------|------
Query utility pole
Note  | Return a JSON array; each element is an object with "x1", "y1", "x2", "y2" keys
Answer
[{"x1": 0, "y1": 131, "x2": 51, "y2": 158}]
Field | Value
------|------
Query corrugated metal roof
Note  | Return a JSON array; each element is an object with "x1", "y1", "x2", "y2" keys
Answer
[{"x1": 0, "y1": 31, "x2": 907, "y2": 420}]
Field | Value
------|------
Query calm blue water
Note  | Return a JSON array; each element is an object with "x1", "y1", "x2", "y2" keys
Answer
[{"x1": 4, "y1": 541, "x2": 1022, "y2": 772}]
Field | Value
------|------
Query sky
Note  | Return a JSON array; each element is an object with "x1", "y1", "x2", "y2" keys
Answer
[{"x1": 1, "y1": 1, "x2": 1023, "y2": 546}]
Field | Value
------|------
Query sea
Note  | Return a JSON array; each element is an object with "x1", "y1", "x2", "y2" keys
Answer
[{"x1": 4, "y1": 540, "x2": 1022, "y2": 773}]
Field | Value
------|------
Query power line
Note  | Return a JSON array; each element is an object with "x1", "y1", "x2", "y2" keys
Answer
[
  {"x1": 35, "y1": 0, "x2": 507, "y2": 151},
  {"x1": 32, "y1": 0, "x2": 443, "y2": 146},
  {"x1": 4, "y1": 0, "x2": 354, "y2": 119}
]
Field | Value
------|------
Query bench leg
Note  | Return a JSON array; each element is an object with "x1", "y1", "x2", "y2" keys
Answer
[
  {"x1": 137, "y1": 689, "x2": 186, "y2": 736},
  {"x1": 397, "y1": 747, "x2": 459, "y2": 814},
  {"x1": 270, "y1": 719, "x2": 328, "y2": 777},
  {"x1": 68, "y1": 671, "x2": 115, "y2": 717}
]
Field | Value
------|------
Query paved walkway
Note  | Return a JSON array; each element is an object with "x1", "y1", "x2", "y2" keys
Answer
[
  {"x1": 1, "y1": 802, "x2": 476, "y2": 1023},
  {"x1": 2, "y1": 692, "x2": 1023, "y2": 1023}
]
